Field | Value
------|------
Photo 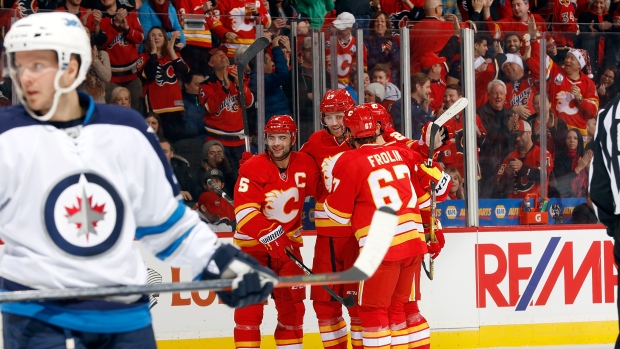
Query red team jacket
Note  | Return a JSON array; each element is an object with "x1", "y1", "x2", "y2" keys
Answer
[
  {"x1": 505, "y1": 76, "x2": 538, "y2": 116},
  {"x1": 233, "y1": 152, "x2": 320, "y2": 251},
  {"x1": 497, "y1": 144, "x2": 554, "y2": 198},
  {"x1": 324, "y1": 144, "x2": 429, "y2": 261},
  {"x1": 210, "y1": 0, "x2": 271, "y2": 58},
  {"x1": 198, "y1": 74, "x2": 253, "y2": 147},
  {"x1": 99, "y1": 9, "x2": 144, "y2": 83},
  {"x1": 175, "y1": 0, "x2": 216, "y2": 48},
  {"x1": 436, "y1": 112, "x2": 487, "y2": 179},
  {"x1": 136, "y1": 53, "x2": 189, "y2": 114},
  {"x1": 300, "y1": 130, "x2": 354, "y2": 238}
]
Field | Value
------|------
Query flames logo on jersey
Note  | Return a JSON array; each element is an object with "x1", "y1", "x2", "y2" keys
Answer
[
  {"x1": 321, "y1": 152, "x2": 345, "y2": 193},
  {"x1": 264, "y1": 188, "x2": 299, "y2": 223},
  {"x1": 155, "y1": 63, "x2": 178, "y2": 86},
  {"x1": 14, "y1": 0, "x2": 37, "y2": 19},
  {"x1": 217, "y1": 94, "x2": 240, "y2": 116},
  {"x1": 555, "y1": 90, "x2": 579, "y2": 115},
  {"x1": 229, "y1": 6, "x2": 254, "y2": 32},
  {"x1": 108, "y1": 33, "x2": 129, "y2": 49}
]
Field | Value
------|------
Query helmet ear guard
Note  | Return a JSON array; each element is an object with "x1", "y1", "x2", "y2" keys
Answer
[{"x1": 3, "y1": 12, "x2": 92, "y2": 121}]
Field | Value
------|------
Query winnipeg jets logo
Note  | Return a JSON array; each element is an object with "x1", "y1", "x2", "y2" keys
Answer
[
  {"x1": 64, "y1": 187, "x2": 106, "y2": 242},
  {"x1": 63, "y1": 18, "x2": 81, "y2": 27},
  {"x1": 264, "y1": 188, "x2": 299, "y2": 223},
  {"x1": 44, "y1": 173, "x2": 124, "y2": 257}
]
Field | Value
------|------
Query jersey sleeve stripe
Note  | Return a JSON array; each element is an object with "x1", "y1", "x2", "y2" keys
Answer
[
  {"x1": 236, "y1": 210, "x2": 260, "y2": 230},
  {"x1": 323, "y1": 201, "x2": 351, "y2": 225},
  {"x1": 155, "y1": 225, "x2": 194, "y2": 260},
  {"x1": 136, "y1": 201, "x2": 186, "y2": 239}
]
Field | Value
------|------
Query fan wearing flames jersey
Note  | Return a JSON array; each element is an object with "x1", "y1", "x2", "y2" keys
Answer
[
  {"x1": 99, "y1": 0, "x2": 144, "y2": 111},
  {"x1": 299, "y1": 89, "x2": 361, "y2": 349},
  {"x1": 494, "y1": 120, "x2": 554, "y2": 198},
  {"x1": 525, "y1": 40, "x2": 599, "y2": 136},
  {"x1": 210, "y1": 0, "x2": 272, "y2": 59},
  {"x1": 233, "y1": 115, "x2": 320, "y2": 349},
  {"x1": 325, "y1": 12, "x2": 368, "y2": 86},
  {"x1": 324, "y1": 105, "x2": 431, "y2": 349},
  {"x1": 368, "y1": 102, "x2": 450, "y2": 349},
  {"x1": 137, "y1": 28, "x2": 189, "y2": 142}
]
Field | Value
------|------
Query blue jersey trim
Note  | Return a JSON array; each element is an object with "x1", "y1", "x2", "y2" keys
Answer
[
  {"x1": 155, "y1": 225, "x2": 194, "y2": 260},
  {"x1": 135, "y1": 201, "x2": 186, "y2": 239},
  {"x1": 1, "y1": 301, "x2": 152, "y2": 333},
  {"x1": 79, "y1": 92, "x2": 95, "y2": 125}
]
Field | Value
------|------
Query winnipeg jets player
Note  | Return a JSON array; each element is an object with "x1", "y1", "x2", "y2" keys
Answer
[{"x1": 0, "y1": 12, "x2": 275, "y2": 348}]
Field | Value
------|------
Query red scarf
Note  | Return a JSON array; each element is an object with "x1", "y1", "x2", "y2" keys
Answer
[{"x1": 151, "y1": 1, "x2": 173, "y2": 32}]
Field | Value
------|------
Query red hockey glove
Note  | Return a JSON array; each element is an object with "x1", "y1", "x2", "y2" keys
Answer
[
  {"x1": 425, "y1": 220, "x2": 445, "y2": 260},
  {"x1": 258, "y1": 224, "x2": 292, "y2": 259},
  {"x1": 239, "y1": 152, "x2": 254, "y2": 167}
]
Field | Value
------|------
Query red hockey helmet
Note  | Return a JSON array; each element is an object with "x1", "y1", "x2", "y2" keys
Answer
[
  {"x1": 343, "y1": 105, "x2": 376, "y2": 139},
  {"x1": 320, "y1": 89, "x2": 355, "y2": 114},
  {"x1": 364, "y1": 102, "x2": 394, "y2": 132},
  {"x1": 264, "y1": 114, "x2": 298, "y2": 144}
]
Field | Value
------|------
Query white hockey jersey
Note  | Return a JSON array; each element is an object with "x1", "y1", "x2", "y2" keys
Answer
[{"x1": 0, "y1": 93, "x2": 219, "y2": 333}]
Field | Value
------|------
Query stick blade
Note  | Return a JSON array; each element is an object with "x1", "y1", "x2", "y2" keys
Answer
[
  {"x1": 351, "y1": 206, "x2": 398, "y2": 279},
  {"x1": 434, "y1": 97, "x2": 468, "y2": 127}
]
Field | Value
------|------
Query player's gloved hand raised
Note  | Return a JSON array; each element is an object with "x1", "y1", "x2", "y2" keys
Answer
[
  {"x1": 258, "y1": 224, "x2": 292, "y2": 259},
  {"x1": 201, "y1": 244, "x2": 277, "y2": 308},
  {"x1": 239, "y1": 152, "x2": 254, "y2": 166}
]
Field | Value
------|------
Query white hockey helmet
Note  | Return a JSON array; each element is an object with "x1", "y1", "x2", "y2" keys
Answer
[{"x1": 3, "y1": 11, "x2": 92, "y2": 121}]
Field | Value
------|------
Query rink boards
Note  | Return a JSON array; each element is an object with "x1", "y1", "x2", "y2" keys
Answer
[
  {"x1": 143, "y1": 224, "x2": 618, "y2": 348},
  {"x1": 0, "y1": 226, "x2": 613, "y2": 348}
]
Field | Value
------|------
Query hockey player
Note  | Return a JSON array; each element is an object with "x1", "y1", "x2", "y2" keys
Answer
[
  {"x1": 233, "y1": 115, "x2": 320, "y2": 349},
  {"x1": 0, "y1": 12, "x2": 275, "y2": 348},
  {"x1": 324, "y1": 105, "x2": 430, "y2": 349},
  {"x1": 367, "y1": 102, "x2": 450, "y2": 349},
  {"x1": 300, "y1": 89, "x2": 361, "y2": 349}
]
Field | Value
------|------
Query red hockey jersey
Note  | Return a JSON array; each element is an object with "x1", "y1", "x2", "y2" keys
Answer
[
  {"x1": 527, "y1": 41, "x2": 599, "y2": 134},
  {"x1": 99, "y1": 10, "x2": 144, "y2": 83},
  {"x1": 505, "y1": 76, "x2": 538, "y2": 116},
  {"x1": 233, "y1": 152, "x2": 320, "y2": 250},
  {"x1": 325, "y1": 36, "x2": 368, "y2": 86},
  {"x1": 486, "y1": 14, "x2": 546, "y2": 40},
  {"x1": 136, "y1": 53, "x2": 188, "y2": 115},
  {"x1": 497, "y1": 144, "x2": 554, "y2": 198},
  {"x1": 324, "y1": 144, "x2": 428, "y2": 261},
  {"x1": 436, "y1": 112, "x2": 486, "y2": 179},
  {"x1": 210, "y1": 0, "x2": 271, "y2": 58},
  {"x1": 299, "y1": 130, "x2": 353, "y2": 237},
  {"x1": 198, "y1": 73, "x2": 253, "y2": 147},
  {"x1": 176, "y1": 0, "x2": 216, "y2": 48}
]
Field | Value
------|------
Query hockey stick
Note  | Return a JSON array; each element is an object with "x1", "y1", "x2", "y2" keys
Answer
[
  {"x1": 0, "y1": 207, "x2": 397, "y2": 303},
  {"x1": 285, "y1": 248, "x2": 356, "y2": 308},
  {"x1": 207, "y1": 178, "x2": 234, "y2": 207},
  {"x1": 422, "y1": 180, "x2": 437, "y2": 281},
  {"x1": 237, "y1": 37, "x2": 270, "y2": 152}
]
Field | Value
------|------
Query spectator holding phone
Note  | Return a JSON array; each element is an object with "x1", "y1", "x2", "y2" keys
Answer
[{"x1": 137, "y1": 27, "x2": 190, "y2": 142}]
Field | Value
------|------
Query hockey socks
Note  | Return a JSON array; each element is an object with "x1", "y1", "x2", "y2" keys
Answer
[{"x1": 404, "y1": 302, "x2": 430, "y2": 349}]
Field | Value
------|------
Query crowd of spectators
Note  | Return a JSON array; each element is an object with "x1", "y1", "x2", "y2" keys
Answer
[{"x1": 1, "y1": 0, "x2": 616, "y2": 225}]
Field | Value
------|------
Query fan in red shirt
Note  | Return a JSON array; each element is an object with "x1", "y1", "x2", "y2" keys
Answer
[
  {"x1": 233, "y1": 115, "x2": 320, "y2": 349},
  {"x1": 494, "y1": 120, "x2": 554, "y2": 198},
  {"x1": 299, "y1": 89, "x2": 362, "y2": 349},
  {"x1": 482, "y1": 0, "x2": 546, "y2": 40}
]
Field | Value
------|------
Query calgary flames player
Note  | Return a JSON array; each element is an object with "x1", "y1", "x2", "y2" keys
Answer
[
  {"x1": 367, "y1": 102, "x2": 450, "y2": 349},
  {"x1": 233, "y1": 115, "x2": 320, "y2": 349},
  {"x1": 299, "y1": 89, "x2": 362, "y2": 349},
  {"x1": 324, "y1": 105, "x2": 430, "y2": 349}
]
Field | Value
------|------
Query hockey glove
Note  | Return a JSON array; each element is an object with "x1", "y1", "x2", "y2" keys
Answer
[
  {"x1": 258, "y1": 224, "x2": 292, "y2": 259},
  {"x1": 425, "y1": 220, "x2": 445, "y2": 260},
  {"x1": 202, "y1": 244, "x2": 276, "y2": 308},
  {"x1": 239, "y1": 152, "x2": 254, "y2": 166}
]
